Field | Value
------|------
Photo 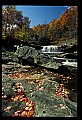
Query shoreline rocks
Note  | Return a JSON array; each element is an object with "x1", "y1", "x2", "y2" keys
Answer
[{"x1": 15, "y1": 46, "x2": 77, "y2": 75}]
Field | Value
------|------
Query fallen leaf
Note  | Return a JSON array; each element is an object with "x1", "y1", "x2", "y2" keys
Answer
[
  {"x1": 25, "y1": 107, "x2": 29, "y2": 111},
  {"x1": 20, "y1": 97, "x2": 28, "y2": 102},
  {"x1": 20, "y1": 111, "x2": 27, "y2": 116},
  {"x1": 4, "y1": 106, "x2": 12, "y2": 111},
  {"x1": 16, "y1": 109, "x2": 23, "y2": 113}
]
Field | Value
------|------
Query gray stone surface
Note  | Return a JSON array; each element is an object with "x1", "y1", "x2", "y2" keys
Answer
[
  {"x1": 2, "y1": 74, "x2": 75, "y2": 117},
  {"x1": 15, "y1": 46, "x2": 61, "y2": 69},
  {"x1": 2, "y1": 44, "x2": 77, "y2": 117},
  {"x1": 29, "y1": 90, "x2": 73, "y2": 117},
  {"x1": 2, "y1": 62, "x2": 77, "y2": 117},
  {"x1": 2, "y1": 52, "x2": 19, "y2": 63}
]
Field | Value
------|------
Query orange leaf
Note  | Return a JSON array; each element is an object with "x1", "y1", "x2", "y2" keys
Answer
[
  {"x1": 4, "y1": 106, "x2": 12, "y2": 111},
  {"x1": 20, "y1": 97, "x2": 28, "y2": 102}
]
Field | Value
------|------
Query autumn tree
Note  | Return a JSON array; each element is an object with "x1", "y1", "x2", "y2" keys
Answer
[
  {"x1": 35, "y1": 6, "x2": 77, "y2": 45},
  {"x1": 2, "y1": 5, "x2": 31, "y2": 41},
  {"x1": 2, "y1": 5, "x2": 23, "y2": 39},
  {"x1": 21, "y1": 17, "x2": 31, "y2": 41}
]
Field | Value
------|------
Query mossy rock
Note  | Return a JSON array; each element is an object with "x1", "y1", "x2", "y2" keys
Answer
[{"x1": 29, "y1": 90, "x2": 73, "y2": 117}]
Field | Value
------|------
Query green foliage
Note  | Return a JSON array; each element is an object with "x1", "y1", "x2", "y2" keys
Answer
[
  {"x1": 2, "y1": 5, "x2": 31, "y2": 42},
  {"x1": 2, "y1": 6, "x2": 78, "y2": 47}
]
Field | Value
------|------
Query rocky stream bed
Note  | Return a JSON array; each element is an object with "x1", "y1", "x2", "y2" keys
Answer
[{"x1": 2, "y1": 45, "x2": 77, "y2": 117}]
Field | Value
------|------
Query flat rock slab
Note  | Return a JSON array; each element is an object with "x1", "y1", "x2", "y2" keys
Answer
[
  {"x1": 29, "y1": 90, "x2": 73, "y2": 117},
  {"x1": 2, "y1": 62, "x2": 77, "y2": 117},
  {"x1": 2, "y1": 75, "x2": 74, "y2": 117}
]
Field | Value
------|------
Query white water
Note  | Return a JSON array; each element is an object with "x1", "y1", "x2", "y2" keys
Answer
[
  {"x1": 53, "y1": 57, "x2": 77, "y2": 67},
  {"x1": 40, "y1": 45, "x2": 77, "y2": 68},
  {"x1": 53, "y1": 57, "x2": 66, "y2": 60},
  {"x1": 62, "y1": 60, "x2": 77, "y2": 67},
  {"x1": 41, "y1": 45, "x2": 63, "y2": 53}
]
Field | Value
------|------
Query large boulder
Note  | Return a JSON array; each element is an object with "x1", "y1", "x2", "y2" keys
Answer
[
  {"x1": 15, "y1": 46, "x2": 78, "y2": 76},
  {"x1": 15, "y1": 46, "x2": 61, "y2": 70}
]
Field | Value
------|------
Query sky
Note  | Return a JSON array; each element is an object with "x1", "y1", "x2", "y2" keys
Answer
[{"x1": 3, "y1": 6, "x2": 69, "y2": 28}]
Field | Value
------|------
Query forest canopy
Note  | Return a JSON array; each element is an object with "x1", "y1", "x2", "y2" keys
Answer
[{"x1": 2, "y1": 6, "x2": 78, "y2": 46}]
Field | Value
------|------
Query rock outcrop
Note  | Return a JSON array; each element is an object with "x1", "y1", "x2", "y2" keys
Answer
[
  {"x1": 15, "y1": 46, "x2": 61, "y2": 70},
  {"x1": 2, "y1": 62, "x2": 77, "y2": 117},
  {"x1": 15, "y1": 46, "x2": 77, "y2": 76},
  {"x1": 2, "y1": 52, "x2": 19, "y2": 64}
]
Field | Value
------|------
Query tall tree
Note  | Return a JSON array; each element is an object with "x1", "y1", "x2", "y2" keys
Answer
[
  {"x1": 22, "y1": 17, "x2": 31, "y2": 40},
  {"x1": 2, "y1": 5, "x2": 30, "y2": 39}
]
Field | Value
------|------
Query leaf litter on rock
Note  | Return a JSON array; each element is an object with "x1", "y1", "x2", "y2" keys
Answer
[{"x1": 2, "y1": 62, "x2": 77, "y2": 117}]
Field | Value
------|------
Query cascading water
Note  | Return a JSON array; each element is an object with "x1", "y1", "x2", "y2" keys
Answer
[
  {"x1": 41, "y1": 46, "x2": 63, "y2": 53},
  {"x1": 40, "y1": 45, "x2": 77, "y2": 68}
]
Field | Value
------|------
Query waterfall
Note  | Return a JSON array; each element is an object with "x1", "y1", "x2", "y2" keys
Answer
[{"x1": 41, "y1": 46, "x2": 63, "y2": 53}]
